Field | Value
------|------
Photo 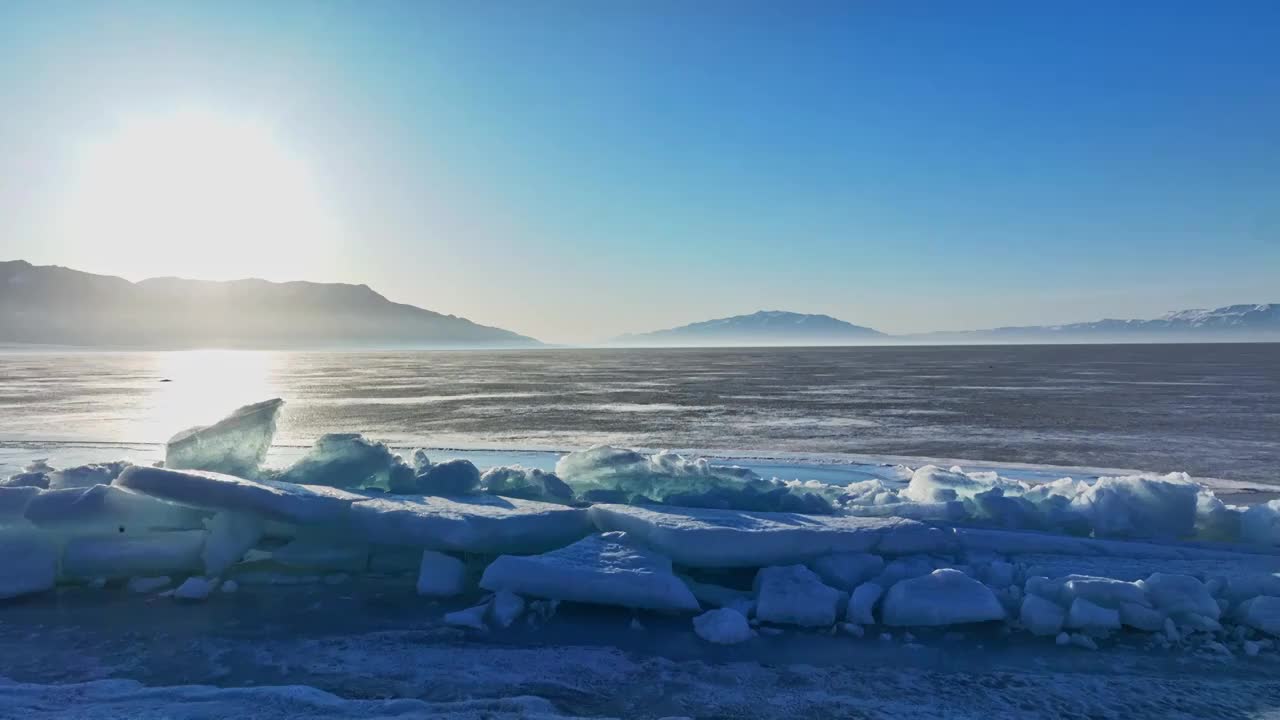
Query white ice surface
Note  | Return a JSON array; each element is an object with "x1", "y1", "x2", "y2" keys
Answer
[
  {"x1": 479, "y1": 531, "x2": 699, "y2": 612},
  {"x1": 347, "y1": 493, "x2": 592, "y2": 554},
  {"x1": 115, "y1": 467, "x2": 365, "y2": 525},
  {"x1": 24, "y1": 484, "x2": 206, "y2": 536},
  {"x1": 588, "y1": 503, "x2": 944, "y2": 568}
]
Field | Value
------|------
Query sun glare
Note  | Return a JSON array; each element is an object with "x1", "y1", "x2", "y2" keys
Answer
[{"x1": 57, "y1": 109, "x2": 342, "y2": 282}]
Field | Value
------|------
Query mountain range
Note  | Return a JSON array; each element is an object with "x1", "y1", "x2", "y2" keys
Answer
[
  {"x1": 2, "y1": 260, "x2": 1276, "y2": 348},
  {"x1": 615, "y1": 310, "x2": 885, "y2": 346},
  {"x1": 619, "y1": 306, "x2": 1279, "y2": 345},
  {"x1": 0, "y1": 260, "x2": 537, "y2": 348}
]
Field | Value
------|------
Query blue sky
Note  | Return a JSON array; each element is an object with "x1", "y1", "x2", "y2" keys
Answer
[{"x1": 2, "y1": 1, "x2": 1277, "y2": 342}]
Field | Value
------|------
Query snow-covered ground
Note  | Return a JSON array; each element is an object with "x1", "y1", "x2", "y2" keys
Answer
[{"x1": 4, "y1": 399, "x2": 1280, "y2": 718}]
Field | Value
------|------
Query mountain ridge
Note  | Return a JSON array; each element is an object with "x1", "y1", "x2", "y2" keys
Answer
[{"x1": 0, "y1": 260, "x2": 539, "y2": 349}]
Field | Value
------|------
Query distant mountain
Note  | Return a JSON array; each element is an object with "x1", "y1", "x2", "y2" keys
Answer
[
  {"x1": 916, "y1": 304, "x2": 1280, "y2": 343},
  {"x1": 616, "y1": 310, "x2": 886, "y2": 346},
  {"x1": 0, "y1": 260, "x2": 539, "y2": 349}
]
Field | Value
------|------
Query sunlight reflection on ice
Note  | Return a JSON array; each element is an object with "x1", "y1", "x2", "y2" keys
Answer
[{"x1": 126, "y1": 350, "x2": 282, "y2": 442}]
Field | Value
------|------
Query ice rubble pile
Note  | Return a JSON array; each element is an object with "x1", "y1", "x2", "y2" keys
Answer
[{"x1": 5, "y1": 399, "x2": 1280, "y2": 658}]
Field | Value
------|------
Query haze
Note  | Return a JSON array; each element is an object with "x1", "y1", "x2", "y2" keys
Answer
[{"x1": 2, "y1": 2, "x2": 1277, "y2": 344}]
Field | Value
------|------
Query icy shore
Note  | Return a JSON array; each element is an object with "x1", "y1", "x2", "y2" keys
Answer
[{"x1": 4, "y1": 398, "x2": 1280, "y2": 699}]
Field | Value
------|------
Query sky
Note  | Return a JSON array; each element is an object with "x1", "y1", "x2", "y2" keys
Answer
[{"x1": 2, "y1": 1, "x2": 1277, "y2": 344}]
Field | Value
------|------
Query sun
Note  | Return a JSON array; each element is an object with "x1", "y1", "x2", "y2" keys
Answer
[{"x1": 56, "y1": 108, "x2": 342, "y2": 282}]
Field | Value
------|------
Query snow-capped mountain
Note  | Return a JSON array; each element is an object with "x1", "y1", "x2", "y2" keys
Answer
[
  {"x1": 918, "y1": 303, "x2": 1280, "y2": 343},
  {"x1": 616, "y1": 310, "x2": 886, "y2": 346},
  {"x1": 0, "y1": 260, "x2": 540, "y2": 349}
]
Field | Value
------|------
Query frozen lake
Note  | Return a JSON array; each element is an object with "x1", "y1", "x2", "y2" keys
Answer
[{"x1": 1, "y1": 344, "x2": 1277, "y2": 482}]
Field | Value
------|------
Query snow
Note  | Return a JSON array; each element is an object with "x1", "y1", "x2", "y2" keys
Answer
[
  {"x1": 846, "y1": 582, "x2": 883, "y2": 624},
  {"x1": 1065, "y1": 598, "x2": 1122, "y2": 632},
  {"x1": 1019, "y1": 594, "x2": 1065, "y2": 636},
  {"x1": 114, "y1": 466, "x2": 365, "y2": 525},
  {"x1": 692, "y1": 608, "x2": 753, "y2": 644},
  {"x1": 881, "y1": 569, "x2": 1005, "y2": 627},
  {"x1": 1071, "y1": 474, "x2": 1199, "y2": 540},
  {"x1": 489, "y1": 590, "x2": 526, "y2": 628},
  {"x1": 173, "y1": 576, "x2": 219, "y2": 601},
  {"x1": 904, "y1": 465, "x2": 1022, "y2": 503},
  {"x1": 0, "y1": 530, "x2": 57, "y2": 599},
  {"x1": 753, "y1": 564, "x2": 843, "y2": 627},
  {"x1": 480, "y1": 466, "x2": 574, "y2": 503},
  {"x1": 24, "y1": 484, "x2": 205, "y2": 536},
  {"x1": 807, "y1": 552, "x2": 884, "y2": 591},
  {"x1": 202, "y1": 511, "x2": 263, "y2": 576},
  {"x1": 62, "y1": 531, "x2": 206, "y2": 579},
  {"x1": 165, "y1": 399, "x2": 283, "y2": 478},
  {"x1": 479, "y1": 532, "x2": 700, "y2": 612},
  {"x1": 588, "y1": 503, "x2": 941, "y2": 568},
  {"x1": 416, "y1": 459, "x2": 481, "y2": 495},
  {"x1": 348, "y1": 493, "x2": 592, "y2": 554},
  {"x1": 416, "y1": 550, "x2": 467, "y2": 597},
  {"x1": 275, "y1": 433, "x2": 414, "y2": 492}
]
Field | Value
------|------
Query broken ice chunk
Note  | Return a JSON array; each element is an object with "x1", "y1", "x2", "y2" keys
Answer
[
  {"x1": 0, "y1": 530, "x2": 57, "y2": 599},
  {"x1": 416, "y1": 550, "x2": 467, "y2": 597},
  {"x1": 202, "y1": 511, "x2": 264, "y2": 576},
  {"x1": 115, "y1": 466, "x2": 365, "y2": 525},
  {"x1": 881, "y1": 569, "x2": 1006, "y2": 626},
  {"x1": 348, "y1": 493, "x2": 592, "y2": 554},
  {"x1": 1019, "y1": 594, "x2": 1065, "y2": 636},
  {"x1": 47, "y1": 462, "x2": 132, "y2": 490},
  {"x1": 753, "y1": 564, "x2": 843, "y2": 627},
  {"x1": 693, "y1": 608, "x2": 753, "y2": 644},
  {"x1": 416, "y1": 459, "x2": 481, "y2": 496},
  {"x1": 277, "y1": 433, "x2": 414, "y2": 491},
  {"x1": 806, "y1": 552, "x2": 885, "y2": 592},
  {"x1": 25, "y1": 484, "x2": 206, "y2": 536},
  {"x1": 166, "y1": 399, "x2": 284, "y2": 478},
  {"x1": 479, "y1": 531, "x2": 700, "y2": 612},
  {"x1": 62, "y1": 530, "x2": 205, "y2": 580},
  {"x1": 479, "y1": 466, "x2": 574, "y2": 503}
]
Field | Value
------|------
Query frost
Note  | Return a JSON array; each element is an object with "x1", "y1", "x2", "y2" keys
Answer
[{"x1": 166, "y1": 399, "x2": 283, "y2": 478}]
